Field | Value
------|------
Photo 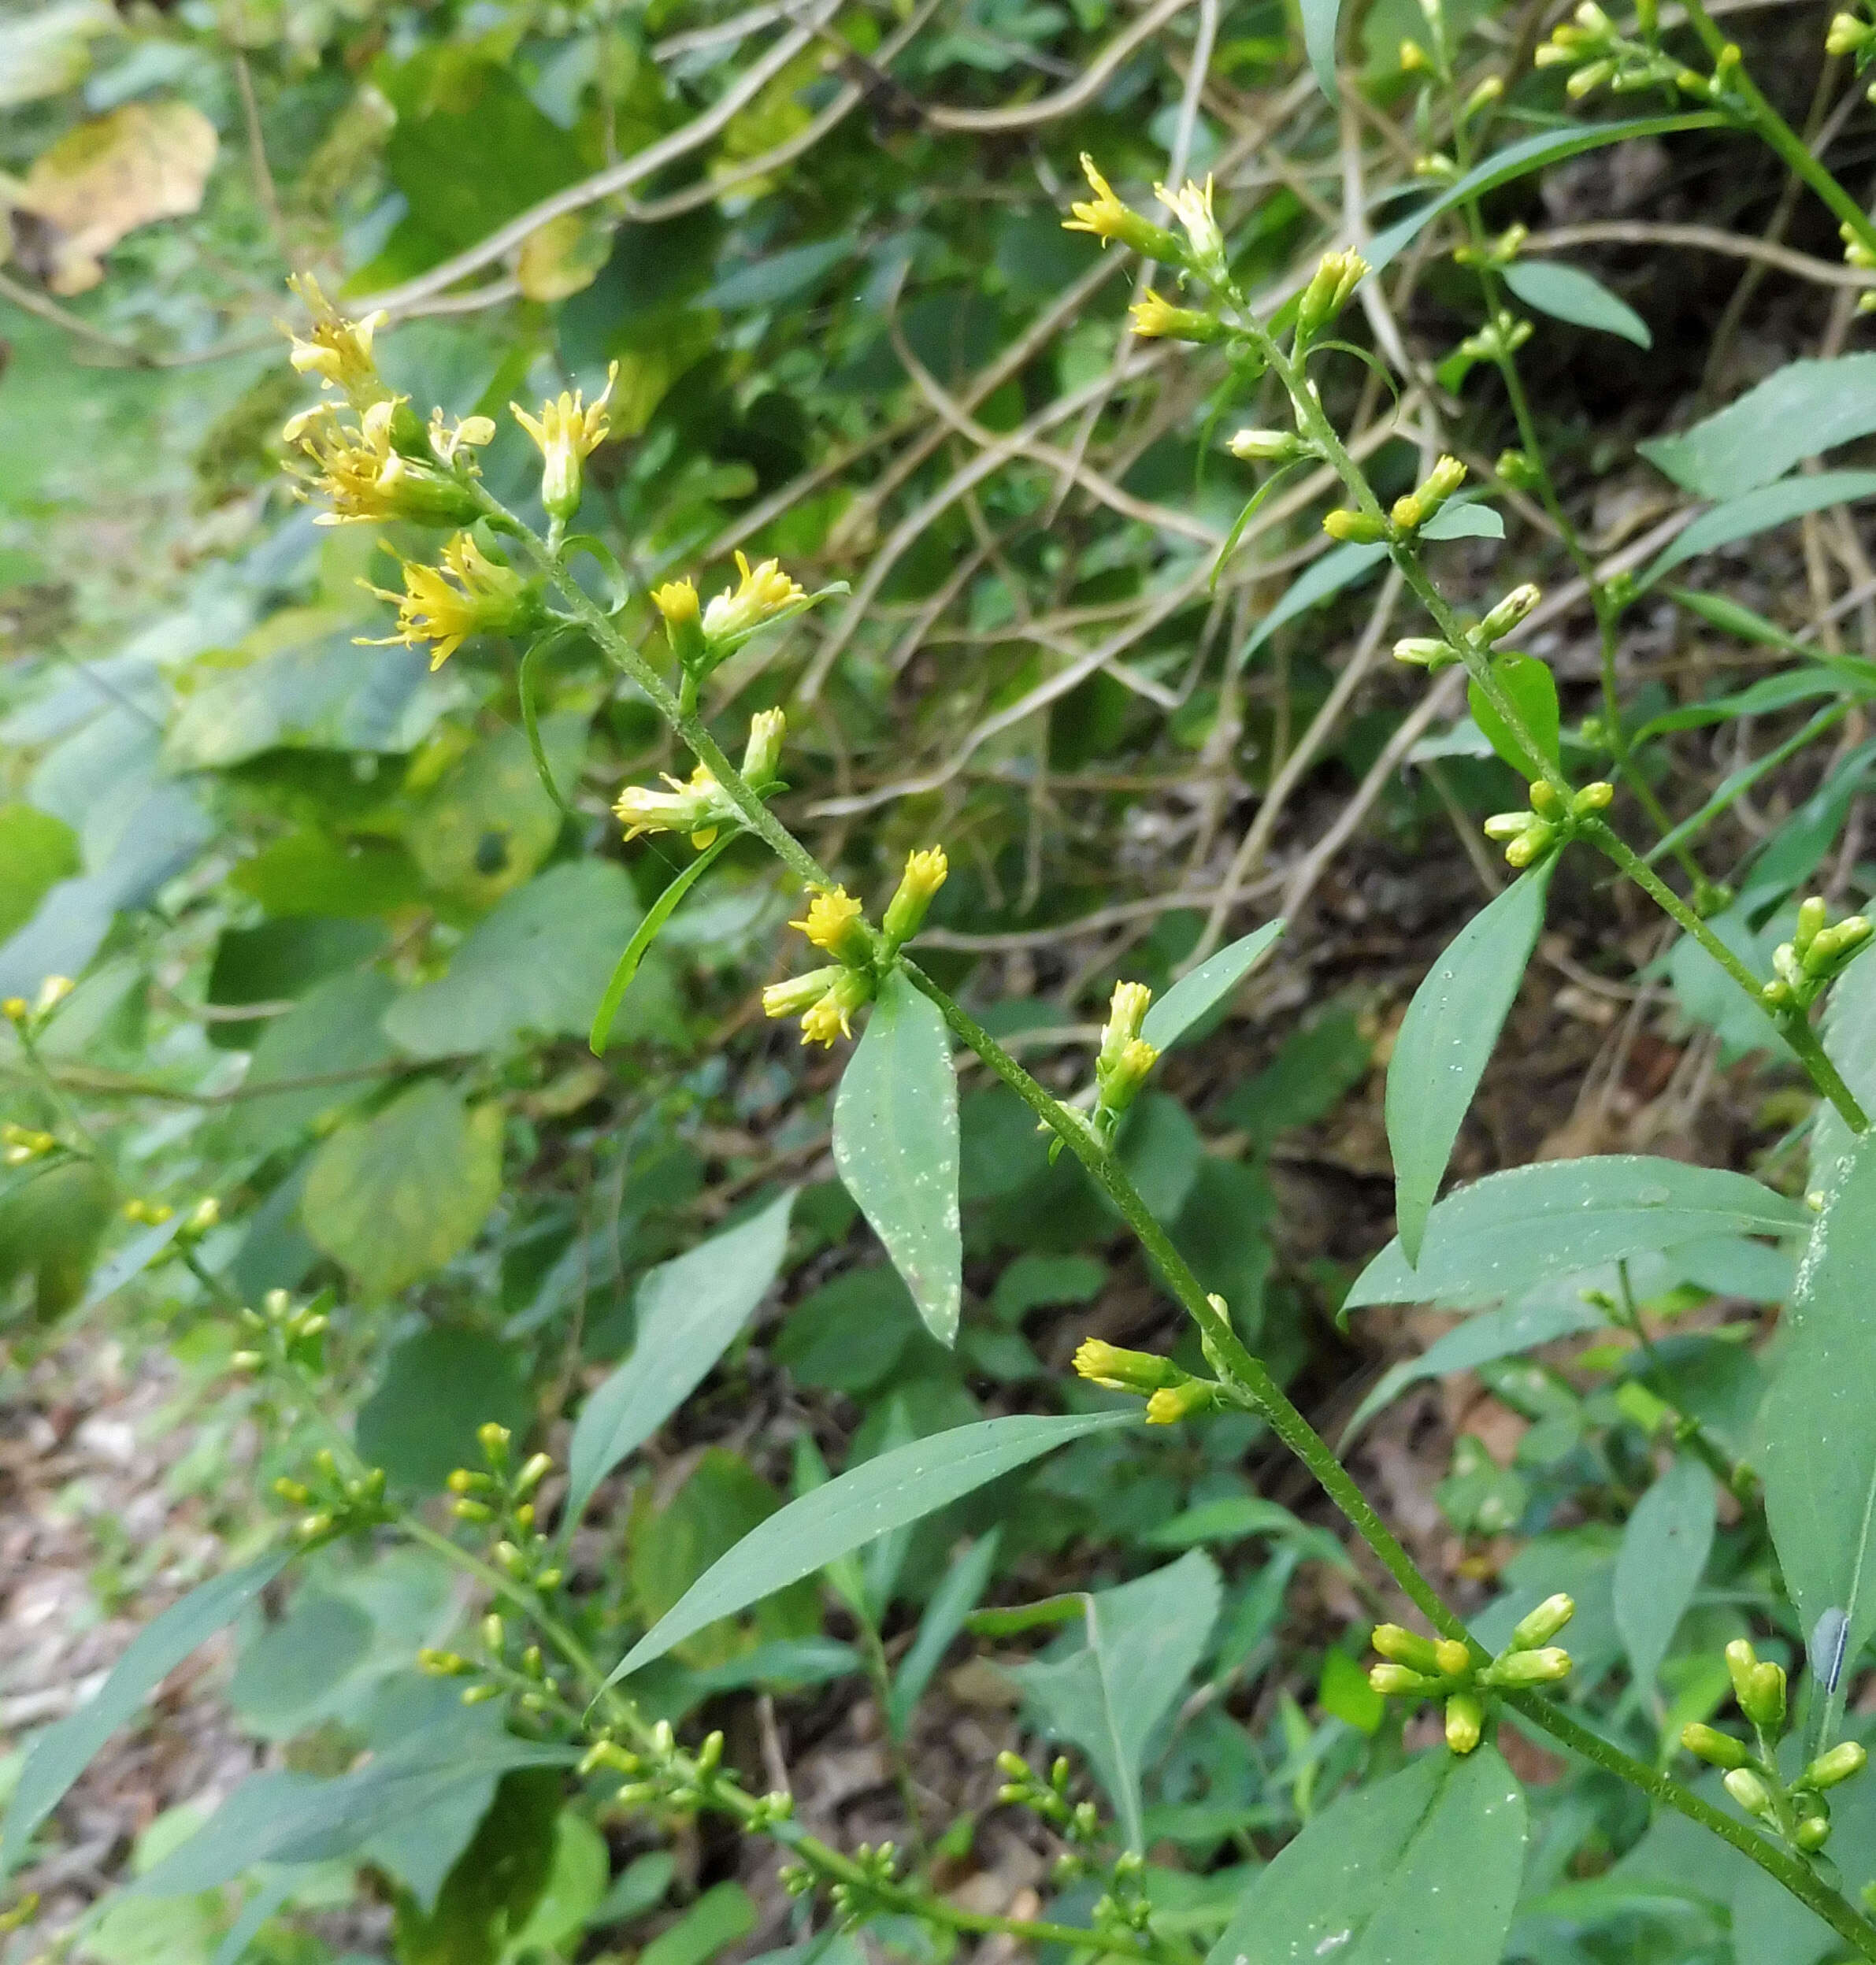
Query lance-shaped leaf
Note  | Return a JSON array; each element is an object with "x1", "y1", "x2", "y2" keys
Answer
[
  {"x1": 832, "y1": 969, "x2": 962, "y2": 1344},
  {"x1": 604, "y1": 1411, "x2": 1133, "y2": 1686},
  {"x1": 1010, "y1": 1550, "x2": 1222, "y2": 1851},
  {"x1": 1763, "y1": 1132, "x2": 1876, "y2": 1735},
  {"x1": 1346, "y1": 1156, "x2": 1807, "y2": 1313},
  {"x1": 2, "y1": 1550, "x2": 290, "y2": 1877},
  {"x1": 1204, "y1": 1745, "x2": 1527, "y2": 1965},
  {"x1": 1387, "y1": 864, "x2": 1552, "y2": 1266},
  {"x1": 1639, "y1": 354, "x2": 1876, "y2": 496},
  {"x1": 565, "y1": 1190, "x2": 795, "y2": 1525},
  {"x1": 1615, "y1": 1455, "x2": 1716, "y2": 1696},
  {"x1": 1504, "y1": 261, "x2": 1652, "y2": 347},
  {"x1": 1144, "y1": 921, "x2": 1285, "y2": 1053}
]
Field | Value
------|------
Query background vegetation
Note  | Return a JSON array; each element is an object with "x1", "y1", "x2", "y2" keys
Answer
[{"x1": 7, "y1": 0, "x2": 1876, "y2": 1960}]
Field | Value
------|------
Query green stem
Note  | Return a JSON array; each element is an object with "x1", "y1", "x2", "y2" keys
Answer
[
  {"x1": 1678, "y1": 0, "x2": 1876, "y2": 261},
  {"x1": 1612, "y1": 1261, "x2": 1753, "y2": 1500},
  {"x1": 1581, "y1": 819, "x2": 1870, "y2": 1133},
  {"x1": 1508, "y1": 1696, "x2": 1876, "y2": 1961}
]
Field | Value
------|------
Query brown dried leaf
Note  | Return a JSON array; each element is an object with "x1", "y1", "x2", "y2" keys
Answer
[{"x1": 14, "y1": 102, "x2": 217, "y2": 295}]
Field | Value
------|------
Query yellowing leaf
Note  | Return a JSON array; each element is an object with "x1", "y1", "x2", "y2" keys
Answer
[
  {"x1": 16, "y1": 102, "x2": 217, "y2": 295},
  {"x1": 516, "y1": 211, "x2": 613, "y2": 302}
]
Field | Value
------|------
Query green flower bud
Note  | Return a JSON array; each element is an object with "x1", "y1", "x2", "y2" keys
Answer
[
  {"x1": 884, "y1": 847, "x2": 949, "y2": 947},
  {"x1": 1478, "y1": 583, "x2": 1541, "y2": 642},
  {"x1": 1805, "y1": 1741, "x2": 1868, "y2": 1790},
  {"x1": 1373, "y1": 1624, "x2": 1443, "y2": 1673},
  {"x1": 1570, "y1": 782, "x2": 1614, "y2": 816},
  {"x1": 1511, "y1": 1593, "x2": 1577, "y2": 1651},
  {"x1": 1796, "y1": 1815, "x2": 1833, "y2": 1852},
  {"x1": 1445, "y1": 1691, "x2": 1485, "y2": 1755},
  {"x1": 1434, "y1": 1639, "x2": 1474, "y2": 1678},
  {"x1": 1681, "y1": 1722, "x2": 1750, "y2": 1770},
  {"x1": 1483, "y1": 1646, "x2": 1572, "y2": 1687},
  {"x1": 1323, "y1": 508, "x2": 1389, "y2": 543},
  {"x1": 1370, "y1": 1663, "x2": 1442, "y2": 1697},
  {"x1": 1724, "y1": 1767, "x2": 1775, "y2": 1819},
  {"x1": 1743, "y1": 1660, "x2": 1788, "y2": 1732},
  {"x1": 1229, "y1": 428, "x2": 1308, "y2": 463},
  {"x1": 1393, "y1": 637, "x2": 1459, "y2": 669}
]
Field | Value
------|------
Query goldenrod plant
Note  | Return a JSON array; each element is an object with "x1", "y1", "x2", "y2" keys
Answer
[{"x1": 13, "y1": 0, "x2": 1876, "y2": 1961}]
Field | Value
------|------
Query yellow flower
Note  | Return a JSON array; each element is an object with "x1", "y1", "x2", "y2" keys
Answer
[
  {"x1": 1129, "y1": 290, "x2": 1225, "y2": 343},
  {"x1": 615, "y1": 765, "x2": 726, "y2": 846},
  {"x1": 653, "y1": 579, "x2": 699, "y2": 627},
  {"x1": 1062, "y1": 155, "x2": 1174, "y2": 258},
  {"x1": 1073, "y1": 1339, "x2": 1174, "y2": 1394},
  {"x1": 510, "y1": 361, "x2": 619, "y2": 517},
  {"x1": 741, "y1": 708, "x2": 787, "y2": 786},
  {"x1": 285, "y1": 274, "x2": 389, "y2": 409},
  {"x1": 792, "y1": 885, "x2": 869, "y2": 962},
  {"x1": 285, "y1": 399, "x2": 481, "y2": 528},
  {"x1": 799, "y1": 992, "x2": 851, "y2": 1047},
  {"x1": 767, "y1": 967, "x2": 872, "y2": 1047},
  {"x1": 763, "y1": 967, "x2": 842, "y2": 1022},
  {"x1": 1145, "y1": 1381, "x2": 1215, "y2": 1425},
  {"x1": 1153, "y1": 175, "x2": 1224, "y2": 269},
  {"x1": 1096, "y1": 980, "x2": 1152, "y2": 1078},
  {"x1": 883, "y1": 846, "x2": 947, "y2": 946},
  {"x1": 360, "y1": 532, "x2": 532, "y2": 669},
  {"x1": 427, "y1": 408, "x2": 497, "y2": 468},
  {"x1": 702, "y1": 552, "x2": 806, "y2": 647}
]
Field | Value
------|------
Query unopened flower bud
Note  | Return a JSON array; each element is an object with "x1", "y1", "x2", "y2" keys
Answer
[
  {"x1": 1479, "y1": 583, "x2": 1541, "y2": 641},
  {"x1": 1724, "y1": 1767, "x2": 1776, "y2": 1819},
  {"x1": 1827, "y1": 11, "x2": 1871, "y2": 54},
  {"x1": 1484, "y1": 1646, "x2": 1572, "y2": 1686},
  {"x1": 478, "y1": 1422, "x2": 512, "y2": 1463},
  {"x1": 1570, "y1": 781, "x2": 1614, "y2": 815},
  {"x1": 1072, "y1": 1340, "x2": 1180, "y2": 1396},
  {"x1": 1434, "y1": 1638, "x2": 1474, "y2": 1678},
  {"x1": 1373, "y1": 1624, "x2": 1443, "y2": 1673},
  {"x1": 1145, "y1": 1378, "x2": 1219, "y2": 1424},
  {"x1": 1511, "y1": 1593, "x2": 1577, "y2": 1651},
  {"x1": 1097, "y1": 981, "x2": 1152, "y2": 1078},
  {"x1": 1806, "y1": 1741, "x2": 1868, "y2": 1789},
  {"x1": 1229, "y1": 428, "x2": 1307, "y2": 463},
  {"x1": 516, "y1": 1452, "x2": 553, "y2": 1496},
  {"x1": 1394, "y1": 637, "x2": 1456, "y2": 669},
  {"x1": 652, "y1": 580, "x2": 706, "y2": 669},
  {"x1": 1743, "y1": 1660, "x2": 1788, "y2": 1732},
  {"x1": 1796, "y1": 1815, "x2": 1833, "y2": 1852},
  {"x1": 1681, "y1": 1722, "x2": 1750, "y2": 1769},
  {"x1": 1529, "y1": 781, "x2": 1564, "y2": 818},
  {"x1": 1392, "y1": 455, "x2": 1466, "y2": 531},
  {"x1": 1298, "y1": 250, "x2": 1370, "y2": 339},
  {"x1": 1369, "y1": 1663, "x2": 1441, "y2": 1696},
  {"x1": 742, "y1": 708, "x2": 787, "y2": 787},
  {"x1": 1130, "y1": 290, "x2": 1224, "y2": 342},
  {"x1": 1323, "y1": 508, "x2": 1389, "y2": 543},
  {"x1": 1445, "y1": 1691, "x2": 1485, "y2": 1755},
  {"x1": 1504, "y1": 823, "x2": 1556, "y2": 869}
]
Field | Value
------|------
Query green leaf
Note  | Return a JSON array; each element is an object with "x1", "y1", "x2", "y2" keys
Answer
[
  {"x1": 1468, "y1": 652, "x2": 1560, "y2": 778},
  {"x1": 1639, "y1": 354, "x2": 1876, "y2": 496},
  {"x1": 1343, "y1": 1292, "x2": 1607, "y2": 1440},
  {"x1": 591, "y1": 836, "x2": 732, "y2": 1054},
  {"x1": 1301, "y1": 0, "x2": 1340, "y2": 98},
  {"x1": 1614, "y1": 1455, "x2": 1716, "y2": 1696},
  {"x1": 1386, "y1": 864, "x2": 1552, "y2": 1266},
  {"x1": 1419, "y1": 500, "x2": 1505, "y2": 541},
  {"x1": 1504, "y1": 261, "x2": 1651, "y2": 347},
  {"x1": 1011, "y1": 1551, "x2": 1222, "y2": 1850},
  {"x1": 384, "y1": 861, "x2": 662, "y2": 1061},
  {"x1": 1363, "y1": 116, "x2": 1722, "y2": 276},
  {"x1": 302, "y1": 1081, "x2": 503, "y2": 1297},
  {"x1": 1319, "y1": 1648, "x2": 1386, "y2": 1734},
  {"x1": 1641, "y1": 471, "x2": 1876, "y2": 589},
  {"x1": 1346, "y1": 1155, "x2": 1808, "y2": 1312},
  {"x1": 565, "y1": 1190, "x2": 795, "y2": 1524},
  {"x1": 395, "y1": 1769, "x2": 562, "y2": 1965},
  {"x1": 604, "y1": 1411, "x2": 1133, "y2": 1685},
  {"x1": 356, "y1": 1326, "x2": 532, "y2": 1494},
  {"x1": 1240, "y1": 540, "x2": 1387, "y2": 662},
  {"x1": 500, "y1": 1809, "x2": 610, "y2": 1964},
  {"x1": 637, "y1": 1882, "x2": 756, "y2": 1965},
  {"x1": 1143, "y1": 920, "x2": 1285, "y2": 1051},
  {"x1": 832, "y1": 968, "x2": 962, "y2": 1345},
  {"x1": 0, "y1": 803, "x2": 79, "y2": 942},
  {"x1": 1814, "y1": 929, "x2": 1876, "y2": 1188},
  {"x1": 224, "y1": 970, "x2": 399, "y2": 1157},
  {"x1": 1763, "y1": 1133, "x2": 1876, "y2": 1727},
  {"x1": 0, "y1": 1551, "x2": 290, "y2": 1878},
  {"x1": 1203, "y1": 1744, "x2": 1527, "y2": 1965},
  {"x1": 409, "y1": 714, "x2": 588, "y2": 908}
]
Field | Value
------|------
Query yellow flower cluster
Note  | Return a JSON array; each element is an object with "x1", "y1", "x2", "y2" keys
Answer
[
  {"x1": 360, "y1": 532, "x2": 533, "y2": 669},
  {"x1": 511, "y1": 362, "x2": 618, "y2": 518}
]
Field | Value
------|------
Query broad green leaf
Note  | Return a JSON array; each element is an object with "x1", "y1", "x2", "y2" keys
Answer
[
  {"x1": 1346, "y1": 1155, "x2": 1808, "y2": 1311},
  {"x1": 1504, "y1": 261, "x2": 1651, "y2": 347},
  {"x1": 638, "y1": 1882, "x2": 756, "y2": 1965},
  {"x1": 1301, "y1": 0, "x2": 1340, "y2": 97},
  {"x1": 356, "y1": 1326, "x2": 532, "y2": 1493},
  {"x1": 1144, "y1": 920, "x2": 1285, "y2": 1051},
  {"x1": 1639, "y1": 354, "x2": 1876, "y2": 496},
  {"x1": 395, "y1": 1767, "x2": 562, "y2": 1965},
  {"x1": 1203, "y1": 1744, "x2": 1527, "y2": 1965},
  {"x1": 1, "y1": 1551, "x2": 290, "y2": 1877},
  {"x1": 1614, "y1": 1455, "x2": 1715, "y2": 1696},
  {"x1": 1641, "y1": 471, "x2": 1876, "y2": 588},
  {"x1": 302, "y1": 1081, "x2": 502, "y2": 1297},
  {"x1": 384, "y1": 861, "x2": 661, "y2": 1061},
  {"x1": 1763, "y1": 1133, "x2": 1876, "y2": 1722},
  {"x1": 1240, "y1": 540, "x2": 1386, "y2": 662},
  {"x1": 500, "y1": 1808, "x2": 610, "y2": 1963},
  {"x1": 0, "y1": 802, "x2": 79, "y2": 942},
  {"x1": 409, "y1": 714, "x2": 588, "y2": 908},
  {"x1": 1386, "y1": 864, "x2": 1552, "y2": 1266},
  {"x1": 1468, "y1": 652, "x2": 1561, "y2": 777},
  {"x1": 565, "y1": 1191, "x2": 795, "y2": 1524},
  {"x1": 885, "y1": 1529, "x2": 1002, "y2": 1740},
  {"x1": 1012, "y1": 1550, "x2": 1222, "y2": 1850},
  {"x1": 1363, "y1": 116, "x2": 1722, "y2": 276},
  {"x1": 1343, "y1": 1292, "x2": 1607, "y2": 1440},
  {"x1": 605, "y1": 1411, "x2": 1133, "y2": 1685},
  {"x1": 1320, "y1": 1648, "x2": 1386, "y2": 1733},
  {"x1": 1814, "y1": 932, "x2": 1876, "y2": 1188},
  {"x1": 225, "y1": 970, "x2": 399, "y2": 1156},
  {"x1": 832, "y1": 968, "x2": 962, "y2": 1344},
  {"x1": 1420, "y1": 500, "x2": 1504, "y2": 540}
]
